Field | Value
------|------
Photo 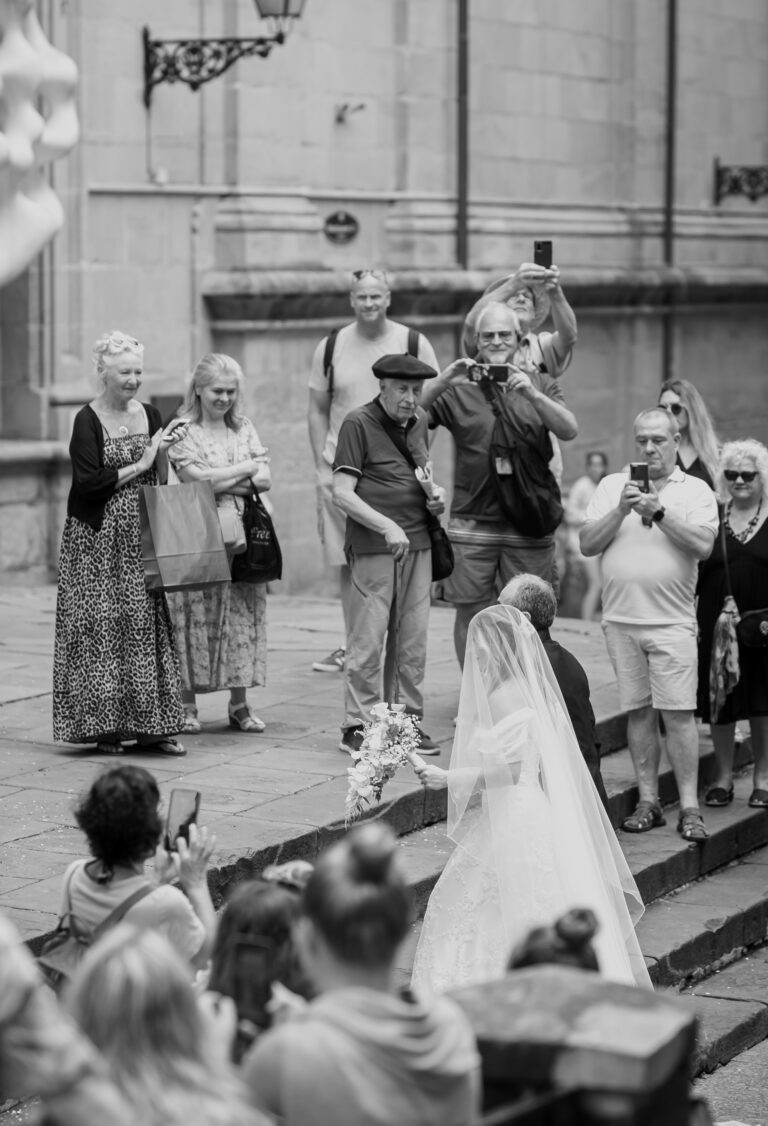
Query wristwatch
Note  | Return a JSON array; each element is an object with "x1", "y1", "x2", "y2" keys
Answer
[{"x1": 652, "y1": 506, "x2": 666, "y2": 524}]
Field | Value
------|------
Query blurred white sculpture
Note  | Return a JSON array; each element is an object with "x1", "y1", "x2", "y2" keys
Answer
[{"x1": 0, "y1": 0, "x2": 78, "y2": 285}]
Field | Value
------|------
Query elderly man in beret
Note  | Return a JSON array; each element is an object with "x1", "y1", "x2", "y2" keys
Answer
[{"x1": 332, "y1": 353, "x2": 445, "y2": 755}]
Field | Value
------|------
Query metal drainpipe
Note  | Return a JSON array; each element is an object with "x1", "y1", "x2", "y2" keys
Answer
[
  {"x1": 456, "y1": 0, "x2": 469, "y2": 271},
  {"x1": 661, "y1": 0, "x2": 678, "y2": 383}
]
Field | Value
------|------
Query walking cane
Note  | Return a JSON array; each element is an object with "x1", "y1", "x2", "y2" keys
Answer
[{"x1": 385, "y1": 556, "x2": 402, "y2": 706}]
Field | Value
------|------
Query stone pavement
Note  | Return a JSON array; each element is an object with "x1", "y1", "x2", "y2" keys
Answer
[{"x1": 0, "y1": 585, "x2": 620, "y2": 945}]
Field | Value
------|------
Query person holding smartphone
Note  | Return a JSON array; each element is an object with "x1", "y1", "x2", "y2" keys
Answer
[
  {"x1": 580, "y1": 408, "x2": 719, "y2": 843},
  {"x1": 420, "y1": 303, "x2": 578, "y2": 668},
  {"x1": 59, "y1": 765, "x2": 217, "y2": 971},
  {"x1": 53, "y1": 330, "x2": 187, "y2": 757}
]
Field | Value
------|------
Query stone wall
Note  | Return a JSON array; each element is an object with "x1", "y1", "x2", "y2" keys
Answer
[
  {"x1": 0, "y1": 443, "x2": 68, "y2": 583},
  {"x1": 1, "y1": 0, "x2": 767, "y2": 585}
]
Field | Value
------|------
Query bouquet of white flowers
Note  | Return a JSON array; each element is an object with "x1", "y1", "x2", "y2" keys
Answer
[{"x1": 344, "y1": 703, "x2": 424, "y2": 826}]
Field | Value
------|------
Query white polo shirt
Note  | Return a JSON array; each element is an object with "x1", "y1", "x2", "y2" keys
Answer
[{"x1": 584, "y1": 467, "x2": 719, "y2": 625}]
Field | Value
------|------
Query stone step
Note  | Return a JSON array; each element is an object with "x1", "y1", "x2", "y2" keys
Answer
[
  {"x1": 397, "y1": 762, "x2": 768, "y2": 924},
  {"x1": 395, "y1": 846, "x2": 768, "y2": 1080}
]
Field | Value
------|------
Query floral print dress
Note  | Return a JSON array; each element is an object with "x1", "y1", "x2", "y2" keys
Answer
[{"x1": 167, "y1": 419, "x2": 267, "y2": 693}]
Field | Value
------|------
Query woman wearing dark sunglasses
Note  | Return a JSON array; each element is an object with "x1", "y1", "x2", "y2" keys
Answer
[
  {"x1": 658, "y1": 379, "x2": 720, "y2": 489},
  {"x1": 696, "y1": 439, "x2": 768, "y2": 808}
]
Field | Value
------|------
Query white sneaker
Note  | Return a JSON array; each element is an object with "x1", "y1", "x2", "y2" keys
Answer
[{"x1": 312, "y1": 646, "x2": 345, "y2": 673}]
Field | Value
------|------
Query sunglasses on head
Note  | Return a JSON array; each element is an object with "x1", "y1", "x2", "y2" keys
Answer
[
  {"x1": 352, "y1": 269, "x2": 387, "y2": 281},
  {"x1": 724, "y1": 469, "x2": 758, "y2": 483},
  {"x1": 660, "y1": 402, "x2": 684, "y2": 416}
]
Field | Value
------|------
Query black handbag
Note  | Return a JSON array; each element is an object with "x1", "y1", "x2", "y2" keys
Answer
[
  {"x1": 720, "y1": 522, "x2": 768, "y2": 648},
  {"x1": 427, "y1": 516, "x2": 455, "y2": 581},
  {"x1": 480, "y1": 379, "x2": 563, "y2": 538},
  {"x1": 231, "y1": 492, "x2": 283, "y2": 584}
]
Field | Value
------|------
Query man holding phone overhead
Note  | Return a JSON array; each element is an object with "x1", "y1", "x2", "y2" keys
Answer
[{"x1": 581, "y1": 408, "x2": 719, "y2": 843}]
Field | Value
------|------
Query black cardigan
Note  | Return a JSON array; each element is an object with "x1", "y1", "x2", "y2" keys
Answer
[{"x1": 66, "y1": 402, "x2": 162, "y2": 531}]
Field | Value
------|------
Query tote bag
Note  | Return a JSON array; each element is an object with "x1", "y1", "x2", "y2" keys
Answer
[
  {"x1": 231, "y1": 492, "x2": 283, "y2": 584},
  {"x1": 139, "y1": 480, "x2": 231, "y2": 591}
]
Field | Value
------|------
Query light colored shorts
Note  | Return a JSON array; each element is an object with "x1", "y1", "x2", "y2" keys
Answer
[
  {"x1": 440, "y1": 518, "x2": 557, "y2": 605},
  {"x1": 602, "y1": 620, "x2": 698, "y2": 712},
  {"x1": 315, "y1": 465, "x2": 347, "y2": 568}
]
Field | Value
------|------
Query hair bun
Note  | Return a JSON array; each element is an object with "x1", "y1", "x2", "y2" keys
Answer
[
  {"x1": 346, "y1": 824, "x2": 398, "y2": 884},
  {"x1": 555, "y1": 908, "x2": 598, "y2": 949}
]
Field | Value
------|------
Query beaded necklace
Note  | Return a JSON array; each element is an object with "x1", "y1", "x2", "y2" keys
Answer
[{"x1": 725, "y1": 497, "x2": 763, "y2": 543}]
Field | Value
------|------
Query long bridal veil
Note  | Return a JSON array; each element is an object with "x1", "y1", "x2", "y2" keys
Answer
[{"x1": 412, "y1": 605, "x2": 650, "y2": 993}]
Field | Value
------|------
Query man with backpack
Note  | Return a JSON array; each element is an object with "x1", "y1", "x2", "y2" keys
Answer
[
  {"x1": 422, "y1": 302, "x2": 578, "y2": 668},
  {"x1": 307, "y1": 268, "x2": 439, "y2": 673}
]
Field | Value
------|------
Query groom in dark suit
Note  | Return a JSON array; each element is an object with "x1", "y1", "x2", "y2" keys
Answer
[{"x1": 499, "y1": 574, "x2": 610, "y2": 813}]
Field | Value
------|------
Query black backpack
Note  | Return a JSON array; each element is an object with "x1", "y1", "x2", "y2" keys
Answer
[
  {"x1": 323, "y1": 325, "x2": 421, "y2": 398},
  {"x1": 480, "y1": 381, "x2": 564, "y2": 538}
]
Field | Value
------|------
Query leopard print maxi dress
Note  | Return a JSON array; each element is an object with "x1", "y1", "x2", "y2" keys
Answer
[{"x1": 53, "y1": 433, "x2": 185, "y2": 742}]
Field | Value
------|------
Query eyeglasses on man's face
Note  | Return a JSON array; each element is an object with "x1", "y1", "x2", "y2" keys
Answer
[
  {"x1": 724, "y1": 469, "x2": 758, "y2": 483},
  {"x1": 659, "y1": 401, "x2": 684, "y2": 416},
  {"x1": 479, "y1": 330, "x2": 518, "y2": 344}
]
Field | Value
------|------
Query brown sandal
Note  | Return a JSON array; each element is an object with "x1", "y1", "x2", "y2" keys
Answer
[
  {"x1": 622, "y1": 800, "x2": 666, "y2": 833},
  {"x1": 677, "y1": 807, "x2": 709, "y2": 842}
]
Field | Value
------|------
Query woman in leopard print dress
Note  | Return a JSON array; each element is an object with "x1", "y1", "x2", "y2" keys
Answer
[{"x1": 53, "y1": 331, "x2": 186, "y2": 756}]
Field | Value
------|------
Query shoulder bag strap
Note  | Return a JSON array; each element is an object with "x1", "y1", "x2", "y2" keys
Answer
[
  {"x1": 92, "y1": 883, "x2": 155, "y2": 941},
  {"x1": 60, "y1": 863, "x2": 80, "y2": 920},
  {"x1": 323, "y1": 328, "x2": 340, "y2": 400},
  {"x1": 720, "y1": 515, "x2": 734, "y2": 600},
  {"x1": 406, "y1": 327, "x2": 420, "y2": 357},
  {"x1": 376, "y1": 412, "x2": 442, "y2": 533}
]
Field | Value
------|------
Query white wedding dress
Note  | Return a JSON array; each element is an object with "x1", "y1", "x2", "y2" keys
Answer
[{"x1": 411, "y1": 607, "x2": 651, "y2": 995}]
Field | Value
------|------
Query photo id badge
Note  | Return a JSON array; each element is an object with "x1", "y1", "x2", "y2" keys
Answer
[{"x1": 495, "y1": 456, "x2": 513, "y2": 476}]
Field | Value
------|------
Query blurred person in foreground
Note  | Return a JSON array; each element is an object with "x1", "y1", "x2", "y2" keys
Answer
[
  {"x1": 308, "y1": 268, "x2": 439, "y2": 674},
  {"x1": 53, "y1": 330, "x2": 186, "y2": 756},
  {"x1": 332, "y1": 353, "x2": 445, "y2": 755},
  {"x1": 66, "y1": 925, "x2": 268, "y2": 1126},
  {"x1": 0, "y1": 913, "x2": 131, "y2": 1126},
  {"x1": 168, "y1": 353, "x2": 272, "y2": 735},
  {"x1": 241, "y1": 823, "x2": 481, "y2": 1126},
  {"x1": 696, "y1": 440, "x2": 768, "y2": 809},
  {"x1": 207, "y1": 861, "x2": 314, "y2": 1061},
  {"x1": 410, "y1": 605, "x2": 650, "y2": 995},
  {"x1": 507, "y1": 907, "x2": 600, "y2": 973},
  {"x1": 564, "y1": 451, "x2": 609, "y2": 620},
  {"x1": 581, "y1": 408, "x2": 718, "y2": 842},
  {"x1": 658, "y1": 378, "x2": 720, "y2": 489},
  {"x1": 60, "y1": 764, "x2": 216, "y2": 971},
  {"x1": 498, "y1": 573, "x2": 609, "y2": 812}
]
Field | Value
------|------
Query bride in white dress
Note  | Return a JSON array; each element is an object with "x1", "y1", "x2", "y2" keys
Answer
[{"x1": 411, "y1": 605, "x2": 651, "y2": 994}]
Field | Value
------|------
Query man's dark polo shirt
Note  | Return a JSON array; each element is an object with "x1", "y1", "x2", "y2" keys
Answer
[
  {"x1": 333, "y1": 398, "x2": 431, "y2": 555},
  {"x1": 540, "y1": 629, "x2": 610, "y2": 813}
]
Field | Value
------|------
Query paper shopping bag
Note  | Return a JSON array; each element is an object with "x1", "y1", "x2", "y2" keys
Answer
[{"x1": 139, "y1": 481, "x2": 231, "y2": 591}]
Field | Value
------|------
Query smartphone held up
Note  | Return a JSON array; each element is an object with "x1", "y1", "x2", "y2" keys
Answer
[
  {"x1": 164, "y1": 788, "x2": 201, "y2": 852},
  {"x1": 629, "y1": 462, "x2": 650, "y2": 493},
  {"x1": 533, "y1": 239, "x2": 553, "y2": 269}
]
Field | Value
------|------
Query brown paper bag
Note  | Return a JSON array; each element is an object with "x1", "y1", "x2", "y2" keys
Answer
[{"x1": 139, "y1": 481, "x2": 231, "y2": 591}]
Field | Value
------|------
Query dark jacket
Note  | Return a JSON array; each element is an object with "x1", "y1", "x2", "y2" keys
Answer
[
  {"x1": 540, "y1": 630, "x2": 610, "y2": 813},
  {"x1": 66, "y1": 403, "x2": 162, "y2": 531}
]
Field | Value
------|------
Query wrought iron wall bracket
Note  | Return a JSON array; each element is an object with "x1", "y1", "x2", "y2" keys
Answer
[
  {"x1": 713, "y1": 156, "x2": 768, "y2": 205},
  {"x1": 142, "y1": 26, "x2": 284, "y2": 108}
]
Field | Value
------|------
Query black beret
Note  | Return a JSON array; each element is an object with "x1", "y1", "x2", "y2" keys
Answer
[{"x1": 371, "y1": 353, "x2": 437, "y2": 381}]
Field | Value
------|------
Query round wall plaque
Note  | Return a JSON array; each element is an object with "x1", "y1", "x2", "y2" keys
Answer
[{"x1": 323, "y1": 210, "x2": 359, "y2": 244}]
